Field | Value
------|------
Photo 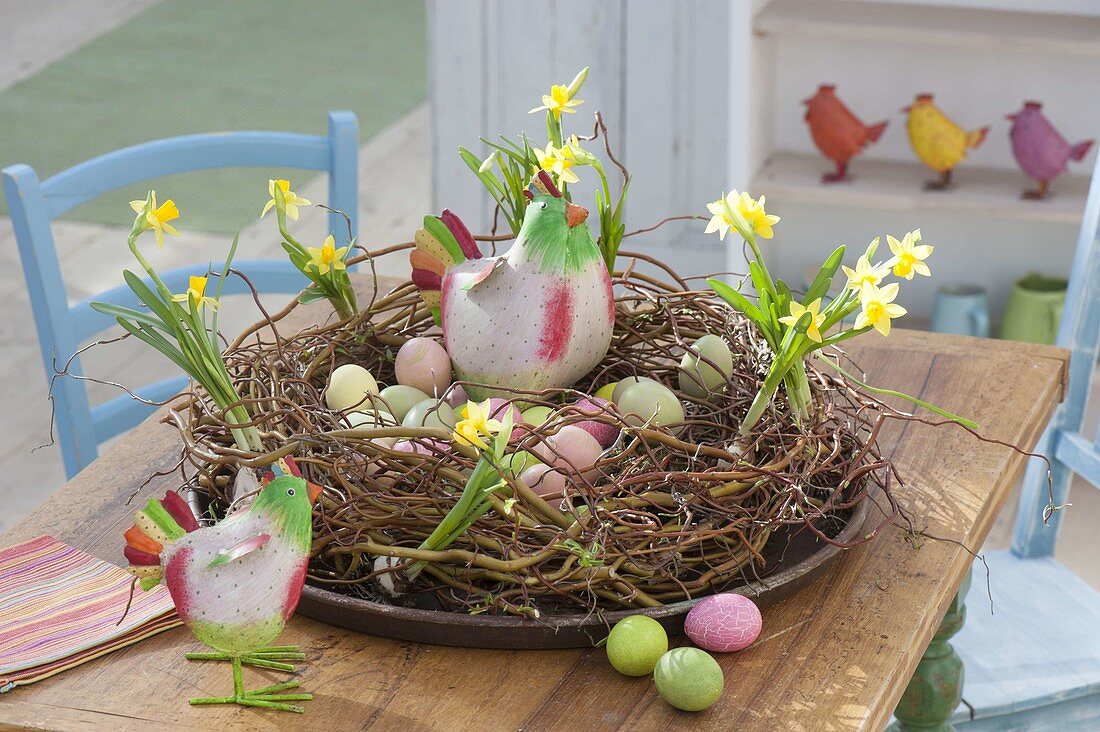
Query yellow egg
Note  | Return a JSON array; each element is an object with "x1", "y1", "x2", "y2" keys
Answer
[
  {"x1": 678, "y1": 334, "x2": 734, "y2": 398},
  {"x1": 594, "y1": 383, "x2": 618, "y2": 402},
  {"x1": 326, "y1": 364, "x2": 379, "y2": 411}
]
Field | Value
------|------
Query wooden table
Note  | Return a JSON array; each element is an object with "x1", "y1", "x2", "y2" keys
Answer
[{"x1": 0, "y1": 275, "x2": 1068, "y2": 731}]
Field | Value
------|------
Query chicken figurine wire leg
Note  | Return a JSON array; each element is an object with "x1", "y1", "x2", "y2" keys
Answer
[
  {"x1": 903, "y1": 93, "x2": 989, "y2": 190},
  {"x1": 411, "y1": 170, "x2": 614, "y2": 400},
  {"x1": 124, "y1": 458, "x2": 322, "y2": 713}
]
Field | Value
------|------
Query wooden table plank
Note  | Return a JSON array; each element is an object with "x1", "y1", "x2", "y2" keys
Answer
[{"x1": 0, "y1": 276, "x2": 1067, "y2": 732}]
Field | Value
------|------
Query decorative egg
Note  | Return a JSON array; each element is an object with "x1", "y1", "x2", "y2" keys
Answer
[
  {"x1": 326, "y1": 364, "x2": 379, "y2": 411},
  {"x1": 528, "y1": 425, "x2": 603, "y2": 478},
  {"x1": 606, "y1": 615, "x2": 668, "y2": 676},
  {"x1": 684, "y1": 593, "x2": 762, "y2": 653},
  {"x1": 594, "y1": 382, "x2": 618, "y2": 402},
  {"x1": 519, "y1": 463, "x2": 567, "y2": 497},
  {"x1": 678, "y1": 334, "x2": 734, "y2": 398},
  {"x1": 345, "y1": 409, "x2": 398, "y2": 431},
  {"x1": 402, "y1": 399, "x2": 457, "y2": 431},
  {"x1": 443, "y1": 383, "x2": 469, "y2": 408},
  {"x1": 395, "y1": 338, "x2": 452, "y2": 397},
  {"x1": 653, "y1": 647, "x2": 724, "y2": 712},
  {"x1": 617, "y1": 380, "x2": 685, "y2": 431},
  {"x1": 572, "y1": 397, "x2": 620, "y2": 448},
  {"x1": 379, "y1": 385, "x2": 431, "y2": 421},
  {"x1": 500, "y1": 450, "x2": 538, "y2": 477},
  {"x1": 521, "y1": 405, "x2": 554, "y2": 427},
  {"x1": 393, "y1": 438, "x2": 450, "y2": 456},
  {"x1": 612, "y1": 375, "x2": 659, "y2": 403}
]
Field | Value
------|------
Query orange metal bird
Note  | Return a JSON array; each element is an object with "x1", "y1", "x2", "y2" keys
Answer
[{"x1": 803, "y1": 84, "x2": 888, "y2": 183}]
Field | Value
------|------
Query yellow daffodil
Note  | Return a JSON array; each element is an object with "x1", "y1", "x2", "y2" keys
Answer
[
  {"x1": 529, "y1": 84, "x2": 584, "y2": 120},
  {"x1": 306, "y1": 234, "x2": 349, "y2": 276},
  {"x1": 887, "y1": 230, "x2": 933, "y2": 280},
  {"x1": 129, "y1": 191, "x2": 180, "y2": 249},
  {"x1": 171, "y1": 275, "x2": 219, "y2": 312},
  {"x1": 779, "y1": 298, "x2": 827, "y2": 343},
  {"x1": 842, "y1": 239, "x2": 888, "y2": 290},
  {"x1": 261, "y1": 179, "x2": 312, "y2": 221},
  {"x1": 453, "y1": 399, "x2": 502, "y2": 451},
  {"x1": 856, "y1": 282, "x2": 907, "y2": 336},
  {"x1": 705, "y1": 191, "x2": 780, "y2": 242},
  {"x1": 534, "y1": 142, "x2": 579, "y2": 185}
]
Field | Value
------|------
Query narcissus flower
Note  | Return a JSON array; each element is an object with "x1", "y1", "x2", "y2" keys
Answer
[
  {"x1": 306, "y1": 234, "x2": 349, "y2": 276},
  {"x1": 529, "y1": 84, "x2": 584, "y2": 120},
  {"x1": 842, "y1": 239, "x2": 888, "y2": 290},
  {"x1": 261, "y1": 179, "x2": 311, "y2": 221},
  {"x1": 887, "y1": 230, "x2": 933, "y2": 280},
  {"x1": 706, "y1": 191, "x2": 780, "y2": 241},
  {"x1": 534, "y1": 142, "x2": 579, "y2": 185},
  {"x1": 779, "y1": 298, "x2": 827, "y2": 343},
  {"x1": 856, "y1": 282, "x2": 907, "y2": 336},
  {"x1": 129, "y1": 191, "x2": 180, "y2": 249},
  {"x1": 171, "y1": 275, "x2": 219, "y2": 312},
  {"x1": 453, "y1": 399, "x2": 502, "y2": 451}
]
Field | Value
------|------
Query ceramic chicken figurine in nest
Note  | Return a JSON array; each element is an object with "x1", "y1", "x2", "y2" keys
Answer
[
  {"x1": 803, "y1": 84, "x2": 888, "y2": 183},
  {"x1": 1007, "y1": 101, "x2": 1094, "y2": 200},
  {"x1": 124, "y1": 459, "x2": 322, "y2": 713},
  {"x1": 903, "y1": 93, "x2": 989, "y2": 190},
  {"x1": 411, "y1": 170, "x2": 614, "y2": 400}
]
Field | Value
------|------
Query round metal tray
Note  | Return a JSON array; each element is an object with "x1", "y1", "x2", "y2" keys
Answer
[{"x1": 297, "y1": 500, "x2": 867, "y2": 649}]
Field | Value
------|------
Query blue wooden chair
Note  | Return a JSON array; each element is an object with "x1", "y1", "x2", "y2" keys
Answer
[
  {"x1": 1, "y1": 111, "x2": 359, "y2": 479},
  {"x1": 950, "y1": 154, "x2": 1100, "y2": 729}
]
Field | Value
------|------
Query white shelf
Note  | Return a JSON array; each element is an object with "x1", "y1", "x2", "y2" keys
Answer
[
  {"x1": 755, "y1": 0, "x2": 1100, "y2": 58},
  {"x1": 752, "y1": 151, "x2": 1089, "y2": 225}
]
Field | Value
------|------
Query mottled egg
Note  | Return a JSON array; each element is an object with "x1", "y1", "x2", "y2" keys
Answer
[
  {"x1": 678, "y1": 334, "x2": 734, "y2": 398},
  {"x1": 402, "y1": 399, "x2": 457, "y2": 431},
  {"x1": 684, "y1": 593, "x2": 762, "y2": 653},
  {"x1": 617, "y1": 380, "x2": 685, "y2": 432},
  {"x1": 395, "y1": 338, "x2": 452, "y2": 397},
  {"x1": 571, "y1": 397, "x2": 620, "y2": 448},
  {"x1": 519, "y1": 463, "x2": 567, "y2": 497},
  {"x1": 326, "y1": 364, "x2": 379, "y2": 411},
  {"x1": 529, "y1": 425, "x2": 603, "y2": 478},
  {"x1": 379, "y1": 385, "x2": 430, "y2": 421}
]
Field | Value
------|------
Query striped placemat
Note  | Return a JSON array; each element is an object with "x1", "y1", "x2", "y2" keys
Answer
[{"x1": 0, "y1": 535, "x2": 180, "y2": 691}]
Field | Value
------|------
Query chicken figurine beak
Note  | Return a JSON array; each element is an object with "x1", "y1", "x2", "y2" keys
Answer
[
  {"x1": 1005, "y1": 113, "x2": 1017, "y2": 121},
  {"x1": 565, "y1": 202, "x2": 589, "y2": 228},
  {"x1": 307, "y1": 481, "x2": 323, "y2": 503},
  {"x1": 901, "y1": 105, "x2": 912, "y2": 114}
]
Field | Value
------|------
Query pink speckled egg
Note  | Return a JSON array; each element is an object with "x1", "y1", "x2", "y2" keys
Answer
[{"x1": 684, "y1": 593, "x2": 762, "y2": 652}]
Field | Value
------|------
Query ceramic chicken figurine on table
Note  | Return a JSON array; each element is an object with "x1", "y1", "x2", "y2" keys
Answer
[
  {"x1": 1007, "y1": 101, "x2": 1094, "y2": 200},
  {"x1": 903, "y1": 93, "x2": 989, "y2": 190},
  {"x1": 803, "y1": 84, "x2": 888, "y2": 183},
  {"x1": 411, "y1": 170, "x2": 614, "y2": 399},
  {"x1": 125, "y1": 461, "x2": 322, "y2": 713}
]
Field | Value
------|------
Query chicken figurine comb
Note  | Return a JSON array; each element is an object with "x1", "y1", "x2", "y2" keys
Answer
[
  {"x1": 903, "y1": 93, "x2": 989, "y2": 190},
  {"x1": 1007, "y1": 101, "x2": 1094, "y2": 200},
  {"x1": 803, "y1": 84, "x2": 887, "y2": 183}
]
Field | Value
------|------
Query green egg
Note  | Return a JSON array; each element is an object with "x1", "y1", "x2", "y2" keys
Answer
[
  {"x1": 612, "y1": 376, "x2": 660, "y2": 403},
  {"x1": 653, "y1": 647, "x2": 724, "y2": 712},
  {"x1": 606, "y1": 615, "x2": 668, "y2": 677},
  {"x1": 379, "y1": 385, "x2": 431, "y2": 421},
  {"x1": 402, "y1": 399, "x2": 457, "y2": 431},
  {"x1": 345, "y1": 409, "x2": 398, "y2": 429},
  {"x1": 521, "y1": 405, "x2": 553, "y2": 426},
  {"x1": 500, "y1": 450, "x2": 538, "y2": 477},
  {"x1": 593, "y1": 383, "x2": 618, "y2": 402},
  {"x1": 678, "y1": 334, "x2": 734, "y2": 398},
  {"x1": 617, "y1": 380, "x2": 685, "y2": 431}
]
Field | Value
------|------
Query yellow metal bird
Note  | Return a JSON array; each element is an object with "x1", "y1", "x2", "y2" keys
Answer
[{"x1": 903, "y1": 93, "x2": 989, "y2": 190}]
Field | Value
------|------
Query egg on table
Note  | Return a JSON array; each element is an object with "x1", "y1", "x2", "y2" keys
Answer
[{"x1": 684, "y1": 593, "x2": 762, "y2": 653}]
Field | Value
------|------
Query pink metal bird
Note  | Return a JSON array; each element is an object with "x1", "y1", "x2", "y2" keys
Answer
[
  {"x1": 803, "y1": 84, "x2": 888, "y2": 183},
  {"x1": 1007, "y1": 101, "x2": 1094, "y2": 200}
]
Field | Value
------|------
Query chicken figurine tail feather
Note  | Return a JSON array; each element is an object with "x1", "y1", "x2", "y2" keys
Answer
[
  {"x1": 412, "y1": 210, "x2": 483, "y2": 325},
  {"x1": 124, "y1": 491, "x2": 199, "y2": 591}
]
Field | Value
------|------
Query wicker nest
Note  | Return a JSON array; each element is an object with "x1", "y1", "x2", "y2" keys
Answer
[{"x1": 166, "y1": 247, "x2": 897, "y2": 617}]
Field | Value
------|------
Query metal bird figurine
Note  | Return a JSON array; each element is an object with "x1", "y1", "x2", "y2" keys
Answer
[
  {"x1": 803, "y1": 84, "x2": 888, "y2": 183},
  {"x1": 1007, "y1": 101, "x2": 1094, "y2": 200},
  {"x1": 411, "y1": 171, "x2": 614, "y2": 400},
  {"x1": 903, "y1": 93, "x2": 989, "y2": 190},
  {"x1": 125, "y1": 459, "x2": 322, "y2": 713}
]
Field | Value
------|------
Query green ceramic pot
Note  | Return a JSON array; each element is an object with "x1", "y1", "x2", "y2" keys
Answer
[{"x1": 1000, "y1": 272, "x2": 1067, "y2": 345}]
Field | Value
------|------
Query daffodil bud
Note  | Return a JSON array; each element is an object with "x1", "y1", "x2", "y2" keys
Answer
[
  {"x1": 478, "y1": 151, "x2": 498, "y2": 174},
  {"x1": 566, "y1": 66, "x2": 589, "y2": 99},
  {"x1": 566, "y1": 136, "x2": 598, "y2": 166}
]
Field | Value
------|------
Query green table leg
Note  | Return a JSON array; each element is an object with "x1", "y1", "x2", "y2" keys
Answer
[{"x1": 893, "y1": 569, "x2": 971, "y2": 732}]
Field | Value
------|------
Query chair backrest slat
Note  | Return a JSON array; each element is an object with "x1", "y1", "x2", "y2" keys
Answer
[
  {"x1": 1012, "y1": 153, "x2": 1100, "y2": 557},
  {"x1": 1, "y1": 112, "x2": 359, "y2": 478}
]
